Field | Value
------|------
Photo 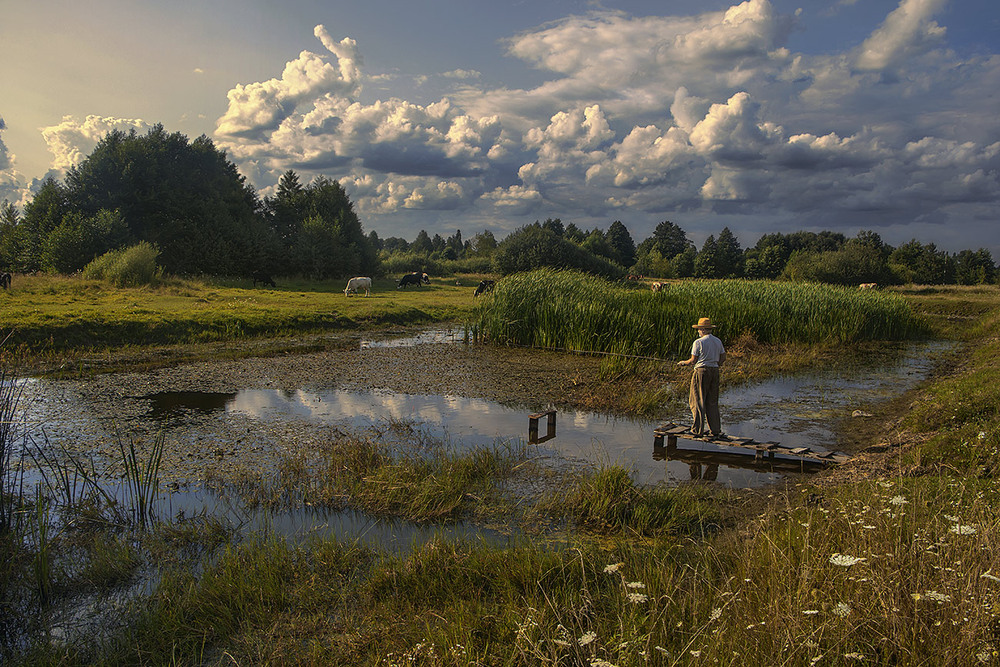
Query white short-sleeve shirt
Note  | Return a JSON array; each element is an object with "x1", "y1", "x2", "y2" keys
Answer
[{"x1": 691, "y1": 333, "x2": 725, "y2": 368}]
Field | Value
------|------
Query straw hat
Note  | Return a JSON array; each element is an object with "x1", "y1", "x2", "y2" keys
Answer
[{"x1": 692, "y1": 317, "x2": 716, "y2": 329}]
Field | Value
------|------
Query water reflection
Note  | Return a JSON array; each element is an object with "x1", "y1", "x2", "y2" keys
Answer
[
  {"x1": 359, "y1": 327, "x2": 467, "y2": 349},
  {"x1": 24, "y1": 340, "x2": 949, "y2": 493}
]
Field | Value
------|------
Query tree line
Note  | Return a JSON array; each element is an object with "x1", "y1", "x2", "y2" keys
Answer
[{"x1": 0, "y1": 125, "x2": 994, "y2": 287}]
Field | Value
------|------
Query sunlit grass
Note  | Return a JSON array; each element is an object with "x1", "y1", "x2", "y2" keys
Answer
[
  {"x1": 0, "y1": 272, "x2": 478, "y2": 357},
  {"x1": 474, "y1": 269, "x2": 929, "y2": 361}
]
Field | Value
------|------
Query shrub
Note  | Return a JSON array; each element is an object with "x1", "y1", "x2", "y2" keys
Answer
[
  {"x1": 491, "y1": 225, "x2": 625, "y2": 279},
  {"x1": 82, "y1": 242, "x2": 161, "y2": 287}
]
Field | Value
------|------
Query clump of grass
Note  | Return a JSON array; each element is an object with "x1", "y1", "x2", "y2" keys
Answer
[
  {"x1": 535, "y1": 465, "x2": 729, "y2": 537},
  {"x1": 82, "y1": 241, "x2": 162, "y2": 287},
  {"x1": 240, "y1": 429, "x2": 531, "y2": 524},
  {"x1": 474, "y1": 269, "x2": 928, "y2": 360}
]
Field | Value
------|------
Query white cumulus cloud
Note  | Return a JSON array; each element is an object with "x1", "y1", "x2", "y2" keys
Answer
[{"x1": 40, "y1": 114, "x2": 151, "y2": 172}]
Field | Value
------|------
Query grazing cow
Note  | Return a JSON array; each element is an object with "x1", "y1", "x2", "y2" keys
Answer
[
  {"x1": 344, "y1": 276, "x2": 372, "y2": 296},
  {"x1": 0, "y1": 272, "x2": 10, "y2": 289},
  {"x1": 474, "y1": 279, "x2": 496, "y2": 297},
  {"x1": 858, "y1": 282, "x2": 878, "y2": 290},
  {"x1": 397, "y1": 271, "x2": 430, "y2": 288},
  {"x1": 251, "y1": 271, "x2": 276, "y2": 288},
  {"x1": 650, "y1": 281, "x2": 665, "y2": 292}
]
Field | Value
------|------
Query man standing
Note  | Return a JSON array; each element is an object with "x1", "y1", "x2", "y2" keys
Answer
[{"x1": 677, "y1": 317, "x2": 726, "y2": 438}]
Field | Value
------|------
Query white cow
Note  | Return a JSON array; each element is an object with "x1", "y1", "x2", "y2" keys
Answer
[
  {"x1": 858, "y1": 282, "x2": 878, "y2": 290},
  {"x1": 344, "y1": 276, "x2": 372, "y2": 296},
  {"x1": 651, "y1": 281, "x2": 665, "y2": 292}
]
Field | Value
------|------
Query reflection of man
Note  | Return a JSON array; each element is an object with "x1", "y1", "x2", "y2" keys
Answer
[
  {"x1": 688, "y1": 463, "x2": 719, "y2": 481},
  {"x1": 677, "y1": 317, "x2": 726, "y2": 438}
]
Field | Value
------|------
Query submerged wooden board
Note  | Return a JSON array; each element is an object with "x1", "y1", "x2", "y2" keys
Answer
[{"x1": 654, "y1": 422, "x2": 849, "y2": 465}]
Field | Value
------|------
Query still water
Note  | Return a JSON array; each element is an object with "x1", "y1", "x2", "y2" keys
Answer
[{"x1": 15, "y1": 336, "x2": 948, "y2": 542}]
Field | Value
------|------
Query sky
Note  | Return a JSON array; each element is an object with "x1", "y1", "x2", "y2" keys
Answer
[{"x1": 1, "y1": 0, "x2": 998, "y2": 255}]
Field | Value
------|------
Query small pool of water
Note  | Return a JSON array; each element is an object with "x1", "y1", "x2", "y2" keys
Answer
[{"x1": 359, "y1": 327, "x2": 469, "y2": 349}]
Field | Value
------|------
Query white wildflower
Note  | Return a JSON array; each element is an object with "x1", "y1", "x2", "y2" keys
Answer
[
  {"x1": 830, "y1": 553, "x2": 867, "y2": 567},
  {"x1": 889, "y1": 495, "x2": 909, "y2": 505},
  {"x1": 579, "y1": 631, "x2": 597, "y2": 646},
  {"x1": 709, "y1": 607, "x2": 722, "y2": 622},
  {"x1": 802, "y1": 609, "x2": 820, "y2": 615},
  {"x1": 943, "y1": 514, "x2": 959, "y2": 522},
  {"x1": 925, "y1": 590, "x2": 951, "y2": 602},
  {"x1": 626, "y1": 581, "x2": 646, "y2": 589},
  {"x1": 844, "y1": 653, "x2": 865, "y2": 660},
  {"x1": 690, "y1": 650, "x2": 702, "y2": 657},
  {"x1": 603, "y1": 562, "x2": 623, "y2": 574},
  {"x1": 590, "y1": 660, "x2": 618, "y2": 667},
  {"x1": 978, "y1": 431, "x2": 987, "y2": 440},
  {"x1": 833, "y1": 602, "x2": 852, "y2": 618},
  {"x1": 627, "y1": 592, "x2": 649, "y2": 604},
  {"x1": 950, "y1": 524, "x2": 977, "y2": 535}
]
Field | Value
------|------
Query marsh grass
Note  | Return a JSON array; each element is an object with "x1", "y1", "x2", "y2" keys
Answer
[
  {"x1": 474, "y1": 269, "x2": 928, "y2": 359},
  {"x1": 901, "y1": 288, "x2": 1000, "y2": 471},
  {"x1": 0, "y1": 363, "x2": 27, "y2": 536},
  {"x1": 29, "y1": 431, "x2": 165, "y2": 531},
  {"x1": 533, "y1": 465, "x2": 733, "y2": 538},
  {"x1": 232, "y1": 428, "x2": 533, "y2": 524}
]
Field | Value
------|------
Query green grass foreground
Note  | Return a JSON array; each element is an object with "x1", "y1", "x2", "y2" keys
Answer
[
  {"x1": 0, "y1": 274, "x2": 479, "y2": 355},
  {"x1": 473, "y1": 269, "x2": 928, "y2": 361}
]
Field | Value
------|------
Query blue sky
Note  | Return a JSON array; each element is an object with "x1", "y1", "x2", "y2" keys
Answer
[{"x1": 2, "y1": 0, "x2": 998, "y2": 254}]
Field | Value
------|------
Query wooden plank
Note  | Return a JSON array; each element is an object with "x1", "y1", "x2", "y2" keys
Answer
[{"x1": 788, "y1": 447, "x2": 811, "y2": 455}]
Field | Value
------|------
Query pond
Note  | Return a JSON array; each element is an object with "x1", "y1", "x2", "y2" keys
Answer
[{"x1": 18, "y1": 333, "x2": 948, "y2": 490}]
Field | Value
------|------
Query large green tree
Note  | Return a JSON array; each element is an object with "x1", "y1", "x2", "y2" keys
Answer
[{"x1": 64, "y1": 125, "x2": 265, "y2": 274}]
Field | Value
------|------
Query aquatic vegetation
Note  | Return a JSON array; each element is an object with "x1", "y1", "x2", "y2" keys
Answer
[{"x1": 473, "y1": 269, "x2": 929, "y2": 359}]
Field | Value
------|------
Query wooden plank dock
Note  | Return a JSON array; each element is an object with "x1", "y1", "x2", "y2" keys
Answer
[{"x1": 653, "y1": 423, "x2": 850, "y2": 466}]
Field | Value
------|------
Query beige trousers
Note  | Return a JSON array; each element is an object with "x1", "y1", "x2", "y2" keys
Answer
[{"x1": 689, "y1": 366, "x2": 721, "y2": 436}]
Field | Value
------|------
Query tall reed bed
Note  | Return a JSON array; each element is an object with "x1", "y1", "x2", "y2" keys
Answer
[
  {"x1": 473, "y1": 269, "x2": 928, "y2": 359},
  {"x1": 0, "y1": 365, "x2": 27, "y2": 537}
]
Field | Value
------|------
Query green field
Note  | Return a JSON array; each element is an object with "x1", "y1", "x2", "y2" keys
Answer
[{"x1": 0, "y1": 274, "x2": 481, "y2": 355}]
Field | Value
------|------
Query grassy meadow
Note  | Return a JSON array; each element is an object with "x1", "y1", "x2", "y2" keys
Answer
[
  {"x1": 1, "y1": 274, "x2": 999, "y2": 665},
  {"x1": 0, "y1": 273, "x2": 480, "y2": 356}
]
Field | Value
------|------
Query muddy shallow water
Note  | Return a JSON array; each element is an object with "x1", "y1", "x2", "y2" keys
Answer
[{"x1": 19, "y1": 328, "x2": 949, "y2": 496}]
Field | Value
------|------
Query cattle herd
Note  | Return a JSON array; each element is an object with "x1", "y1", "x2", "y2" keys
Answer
[{"x1": 244, "y1": 270, "x2": 503, "y2": 298}]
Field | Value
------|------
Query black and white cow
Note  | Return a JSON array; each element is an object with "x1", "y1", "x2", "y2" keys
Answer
[
  {"x1": 0, "y1": 272, "x2": 11, "y2": 289},
  {"x1": 474, "y1": 279, "x2": 495, "y2": 297},
  {"x1": 397, "y1": 272, "x2": 430, "y2": 288}
]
